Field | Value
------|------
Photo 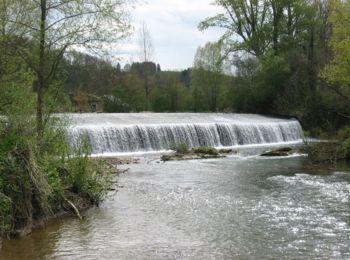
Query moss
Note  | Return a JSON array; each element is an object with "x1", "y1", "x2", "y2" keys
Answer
[{"x1": 193, "y1": 146, "x2": 219, "y2": 156}]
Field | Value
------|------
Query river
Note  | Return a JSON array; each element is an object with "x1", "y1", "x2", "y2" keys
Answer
[{"x1": 1, "y1": 147, "x2": 350, "y2": 259}]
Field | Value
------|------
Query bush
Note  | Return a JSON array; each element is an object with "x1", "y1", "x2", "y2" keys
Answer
[
  {"x1": 170, "y1": 143, "x2": 190, "y2": 155},
  {"x1": 337, "y1": 126, "x2": 350, "y2": 142},
  {"x1": 335, "y1": 126, "x2": 350, "y2": 160},
  {"x1": 0, "y1": 193, "x2": 12, "y2": 235},
  {"x1": 65, "y1": 157, "x2": 112, "y2": 204},
  {"x1": 337, "y1": 138, "x2": 350, "y2": 159},
  {"x1": 0, "y1": 118, "x2": 113, "y2": 236}
]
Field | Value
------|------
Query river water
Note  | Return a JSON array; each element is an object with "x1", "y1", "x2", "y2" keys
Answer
[{"x1": 1, "y1": 149, "x2": 350, "y2": 259}]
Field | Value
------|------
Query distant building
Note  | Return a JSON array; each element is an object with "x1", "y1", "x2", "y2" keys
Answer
[{"x1": 72, "y1": 93, "x2": 103, "y2": 113}]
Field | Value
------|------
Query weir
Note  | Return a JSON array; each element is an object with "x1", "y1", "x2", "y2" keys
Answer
[{"x1": 66, "y1": 113, "x2": 304, "y2": 154}]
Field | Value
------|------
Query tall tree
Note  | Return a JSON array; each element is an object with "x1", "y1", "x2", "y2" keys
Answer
[
  {"x1": 192, "y1": 42, "x2": 225, "y2": 111},
  {"x1": 137, "y1": 21, "x2": 154, "y2": 62},
  {"x1": 2, "y1": 0, "x2": 131, "y2": 138},
  {"x1": 136, "y1": 22, "x2": 155, "y2": 107},
  {"x1": 322, "y1": 0, "x2": 350, "y2": 101},
  {"x1": 199, "y1": 0, "x2": 270, "y2": 57}
]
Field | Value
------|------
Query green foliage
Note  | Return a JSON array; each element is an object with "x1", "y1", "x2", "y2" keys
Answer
[
  {"x1": 337, "y1": 139, "x2": 350, "y2": 159},
  {"x1": 303, "y1": 142, "x2": 339, "y2": 164},
  {"x1": 336, "y1": 126, "x2": 350, "y2": 159},
  {"x1": 170, "y1": 143, "x2": 190, "y2": 155},
  {"x1": 65, "y1": 157, "x2": 112, "y2": 204},
  {"x1": 196, "y1": 0, "x2": 350, "y2": 134},
  {"x1": 103, "y1": 96, "x2": 130, "y2": 113},
  {"x1": 191, "y1": 42, "x2": 225, "y2": 112},
  {"x1": 193, "y1": 147, "x2": 219, "y2": 156},
  {"x1": 0, "y1": 134, "x2": 18, "y2": 158},
  {"x1": 0, "y1": 118, "x2": 113, "y2": 235},
  {"x1": 254, "y1": 53, "x2": 291, "y2": 113},
  {"x1": 0, "y1": 193, "x2": 12, "y2": 235},
  {"x1": 64, "y1": 137, "x2": 111, "y2": 204},
  {"x1": 322, "y1": 0, "x2": 350, "y2": 89},
  {"x1": 150, "y1": 72, "x2": 192, "y2": 112}
]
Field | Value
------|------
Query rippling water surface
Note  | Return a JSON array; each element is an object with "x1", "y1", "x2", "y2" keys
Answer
[{"x1": 1, "y1": 151, "x2": 350, "y2": 259}]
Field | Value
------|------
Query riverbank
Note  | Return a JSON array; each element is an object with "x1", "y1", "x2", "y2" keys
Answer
[
  {"x1": 0, "y1": 153, "x2": 138, "y2": 246},
  {"x1": 0, "y1": 147, "x2": 117, "y2": 241}
]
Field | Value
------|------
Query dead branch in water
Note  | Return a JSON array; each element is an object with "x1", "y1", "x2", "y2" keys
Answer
[{"x1": 63, "y1": 197, "x2": 82, "y2": 220}]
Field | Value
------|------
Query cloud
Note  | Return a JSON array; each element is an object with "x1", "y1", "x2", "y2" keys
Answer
[{"x1": 118, "y1": 0, "x2": 224, "y2": 70}]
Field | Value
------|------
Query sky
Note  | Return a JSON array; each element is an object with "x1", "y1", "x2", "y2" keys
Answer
[{"x1": 116, "y1": 0, "x2": 224, "y2": 70}]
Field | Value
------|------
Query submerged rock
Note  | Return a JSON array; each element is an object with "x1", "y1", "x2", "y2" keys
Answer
[
  {"x1": 218, "y1": 148, "x2": 236, "y2": 154},
  {"x1": 193, "y1": 146, "x2": 219, "y2": 156},
  {"x1": 162, "y1": 146, "x2": 236, "y2": 162},
  {"x1": 161, "y1": 153, "x2": 224, "y2": 162},
  {"x1": 260, "y1": 147, "x2": 293, "y2": 157}
]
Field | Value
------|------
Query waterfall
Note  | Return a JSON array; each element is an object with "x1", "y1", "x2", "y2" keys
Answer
[{"x1": 66, "y1": 113, "x2": 304, "y2": 154}]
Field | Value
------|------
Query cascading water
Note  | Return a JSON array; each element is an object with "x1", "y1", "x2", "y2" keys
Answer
[{"x1": 66, "y1": 113, "x2": 304, "y2": 154}]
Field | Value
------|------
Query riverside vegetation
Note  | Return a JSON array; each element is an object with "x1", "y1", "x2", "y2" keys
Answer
[
  {"x1": 0, "y1": 114, "x2": 114, "y2": 239},
  {"x1": 0, "y1": 0, "x2": 132, "y2": 242}
]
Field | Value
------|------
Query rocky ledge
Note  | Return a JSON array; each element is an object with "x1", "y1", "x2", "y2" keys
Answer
[{"x1": 161, "y1": 147, "x2": 236, "y2": 161}]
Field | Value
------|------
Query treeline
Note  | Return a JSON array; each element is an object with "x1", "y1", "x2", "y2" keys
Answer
[
  {"x1": 61, "y1": 52, "x2": 235, "y2": 113},
  {"x1": 61, "y1": 54, "x2": 187, "y2": 112},
  {"x1": 199, "y1": 0, "x2": 350, "y2": 134},
  {"x1": 63, "y1": 53, "x2": 191, "y2": 112},
  {"x1": 62, "y1": 0, "x2": 350, "y2": 135}
]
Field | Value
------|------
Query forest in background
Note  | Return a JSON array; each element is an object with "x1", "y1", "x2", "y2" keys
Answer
[{"x1": 56, "y1": 0, "x2": 350, "y2": 135}]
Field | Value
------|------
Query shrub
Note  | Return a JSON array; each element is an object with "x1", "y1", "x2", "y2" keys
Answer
[
  {"x1": 335, "y1": 126, "x2": 350, "y2": 160},
  {"x1": 0, "y1": 118, "x2": 113, "y2": 236},
  {"x1": 0, "y1": 193, "x2": 12, "y2": 235},
  {"x1": 65, "y1": 157, "x2": 112, "y2": 205},
  {"x1": 337, "y1": 138, "x2": 350, "y2": 159},
  {"x1": 170, "y1": 143, "x2": 190, "y2": 155},
  {"x1": 337, "y1": 126, "x2": 350, "y2": 142}
]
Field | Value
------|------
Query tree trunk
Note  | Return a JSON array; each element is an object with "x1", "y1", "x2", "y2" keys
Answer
[
  {"x1": 37, "y1": 0, "x2": 47, "y2": 139},
  {"x1": 308, "y1": 25, "x2": 316, "y2": 94}
]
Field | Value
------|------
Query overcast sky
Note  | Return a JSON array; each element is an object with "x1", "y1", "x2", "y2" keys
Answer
[{"x1": 116, "y1": 0, "x2": 224, "y2": 70}]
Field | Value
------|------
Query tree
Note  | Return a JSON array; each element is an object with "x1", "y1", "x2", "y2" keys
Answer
[
  {"x1": 192, "y1": 42, "x2": 225, "y2": 111},
  {"x1": 322, "y1": 0, "x2": 350, "y2": 100},
  {"x1": 199, "y1": 0, "x2": 315, "y2": 57},
  {"x1": 150, "y1": 72, "x2": 191, "y2": 112},
  {"x1": 199, "y1": 0, "x2": 270, "y2": 57},
  {"x1": 136, "y1": 22, "x2": 155, "y2": 107},
  {"x1": 137, "y1": 21, "x2": 154, "y2": 62},
  {"x1": 2, "y1": 0, "x2": 132, "y2": 138}
]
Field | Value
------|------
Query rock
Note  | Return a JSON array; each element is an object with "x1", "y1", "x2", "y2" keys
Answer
[
  {"x1": 161, "y1": 155, "x2": 173, "y2": 161},
  {"x1": 218, "y1": 148, "x2": 237, "y2": 154},
  {"x1": 102, "y1": 157, "x2": 139, "y2": 165},
  {"x1": 162, "y1": 146, "x2": 232, "y2": 162},
  {"x1": 193, "y1": 146, "x2": 219, "y2": 156},
  {"x1": 260, "y1": 147, "x2": 293, "y2": 157},
  {"x1": 161, "y1": 153, "x2": 223, "y2": 162}
]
